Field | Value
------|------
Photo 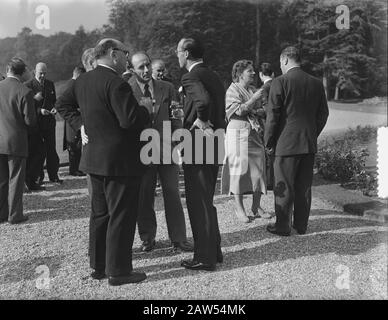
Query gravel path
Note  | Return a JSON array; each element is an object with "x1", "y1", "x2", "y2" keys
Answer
[{"x1": 0, "y1": 168, "x2": 387, "y2": 300}]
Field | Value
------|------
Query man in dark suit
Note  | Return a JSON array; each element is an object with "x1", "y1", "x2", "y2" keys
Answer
[
  {"x1": 57, "y1": 38, "x2": 150, "y2": 286},
  {"x1": 62, "y1": 66, "x2": 86, "y2": 176},
  {"x1": 259, "y1": 62, "x2": 275, "y2": 192},
  {"x1": 0, "y1": 58, "x2": 37, "y2": 224},
  {"x1": 259, "y1": 62, "x2": 274, "y2": 114},
  {"x1": 25, "y1": 62, "x2": 61, "y2": 185},
  {"x1": 264, "y1": 46, "x2": 329, "y2": 236},
  {"x1": 128, "y1": 52, "x2": 192, "y2": 253},
  {"x1": 176, "y1": 38, "x2": 226, "y2": 271}
]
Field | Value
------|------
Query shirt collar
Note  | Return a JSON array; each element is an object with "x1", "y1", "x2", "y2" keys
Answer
[
  {"x1": 136, "y1": 79, "x2": 154, "y2": 97},
  {"x1": 188, "y1": 60, "x2": 203, "y2": 72},
  {"x1": 287, "y1": 66, "x2": 300, "y2": 73},
  {"x1": 98, "y1": 63, "x2": 117, "y2": 73},
  {"x1": 263, "y1": 78, "x2": 272, "y2": 84},
  {"x1": 7, "y1": 75, "x2": 21, "y2": 82}
]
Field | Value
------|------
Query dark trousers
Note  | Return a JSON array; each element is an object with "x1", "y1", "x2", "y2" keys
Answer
[
  {"x1": 40, "y1": 125, "x2": 59, "y2": 180},
  {"x1": 137, "y1": 164, "x2": 186, "y2": 243},
  {"x1": 183, "y1": 164, "x2": 222, "y2": 265},
  {"x1": 67, "y1": 141, "x2": 82, "y2": 174},
  {"x1": 0, "y1": 154, "x2": 26, "y2": 222},
  {"x1": 89, "y1": 174, "x2": 141, "y2": 277},
  {"x1": 26, "y1": 133, "x2": 45, "y2": 185},
  {"x1": 273, "y1": 154, "x2": 315, "y2": 232}
]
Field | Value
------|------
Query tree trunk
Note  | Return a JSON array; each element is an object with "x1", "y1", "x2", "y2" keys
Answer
[
  {"x1": 322, "y1": 53, "x2": 329, "y2": 99},
  {"x1": 255, "y1": 2, "x2": 261, "y2": 86},
  {"x1": 334, "y1": 86, "x2": 339, "y2": 100}
]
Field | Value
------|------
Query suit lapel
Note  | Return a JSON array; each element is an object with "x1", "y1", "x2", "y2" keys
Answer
[
  {"x1": 152, "y1": 79, "x2": 163, "y2": 117},
  {"x1": 128, "y1": 78, "x2": 143, "y2": 102}
]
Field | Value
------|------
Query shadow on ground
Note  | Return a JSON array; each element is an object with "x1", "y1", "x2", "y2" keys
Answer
[{"x1": 132, "y1": 209, "x2": 387, "y2": 283}]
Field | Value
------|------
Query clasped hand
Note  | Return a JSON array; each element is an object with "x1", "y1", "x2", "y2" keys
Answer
[{"x1": 190, "y1": 119, "x2": 214, "y2": 137}]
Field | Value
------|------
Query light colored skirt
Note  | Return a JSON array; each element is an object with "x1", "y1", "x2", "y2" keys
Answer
[{"x1": 221, "y1": 119, "x2": 267, "y2": 195}]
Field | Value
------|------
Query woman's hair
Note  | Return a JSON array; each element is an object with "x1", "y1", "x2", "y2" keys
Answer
[{"x1": 232, "y1": 59, "x2": 253, "y2": 83}]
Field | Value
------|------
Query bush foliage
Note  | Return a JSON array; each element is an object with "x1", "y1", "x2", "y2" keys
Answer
[{"x1": 315, "y1": 126, "x2": 378, "y2": 196}]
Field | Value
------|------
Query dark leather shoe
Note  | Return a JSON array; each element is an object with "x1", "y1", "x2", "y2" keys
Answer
[
  {"x1": 108, "y1": 272, "x2": 147, "y2": 286},
  {"x1": 26, "y1": 182, "x2": 45, "y2": 191},
  {"x1": 141, "y1": 239, "x2": 155, "y2": 252},
  {"x1": 9, "y1": 215, "x2": 28, "y2": 224},
  {"x1": 181, "y1": 260, "x2": 216, "y2": 271},
  {"x1": 90, "y1": 270, "x2": 106, "y2": 280},
  {"x1": 172, "y1": 241, "x2": 193, "y2": 252},
  {"x1": 266, "y1": 223, "x2": 290, "y2": 236},
  {"x1": 0, "y1": 217, "x2": 8, "y2": 224},
  {"x1": 292, "y1": 224, "x2": 307, "y2": 235},
  {"x1": 50, "y1": 177, "x2": 63, "y2": 184},
  {"x1": 70, "y1": 171, "x2": 86, "y2": 177}
]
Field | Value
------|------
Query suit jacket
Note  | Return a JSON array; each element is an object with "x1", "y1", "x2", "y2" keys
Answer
[
  {"x1": 0, "y1": 77, "x2": 37, "y2": 157},
  {"x1": 60, "y1": 79, "x2": 81, "y2": 150},
  {"x1": 181, "y1": 63, "x2": 226, "y2": 165},
  {"x1": 181, "y1": 63, "x2": 226, "y2": 131},
  {"x1": 264, "y1": 67, "x2": 329, "y2": 156},
  {"x1": 24, "y1": 77, "x2": 57, "y2": 130},
  {"x1": 128, "y1": 77, "x2": 180, "y2": 163},
  {"x1": 57, "y1": 65, "x2": 150, "y2": 176},
  {"x1": 56, "y1": 79, "x2": 82, "y2": 133}
]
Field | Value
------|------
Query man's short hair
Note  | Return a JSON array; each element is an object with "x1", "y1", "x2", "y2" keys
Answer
[
  {"x1": 231, "y1": 59, "x2": 253, "y2": 83},
  {"x1": 260, "y1": 62, "x2": 273, "y2": 76},
  {"x1": 7, "y1": 57, "x2": 27, "y2": 76},
  {"x1": 181, "y1": 38, "x2": 204, "y2": 60},
  {"x1": 280, "y1": 46, "x2": 301, "y2": 63},
  {"x1": 94, "y1": 39, "x2": 118, "y2": 59},
  {"x1": 129, "y1": 51, "x2": 151, "y2": 69},
  {"x1": 81, "y1": 48, "x2": 95, "y2": 68}
]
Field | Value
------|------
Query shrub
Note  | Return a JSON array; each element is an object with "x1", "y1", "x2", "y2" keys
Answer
[
  {"x1": 342, "y1": 125, "x2": 377, "y2": 144},
  {"x1": 315, "y1": 138, "x2": 369, "y2": 182},
  {"x1": 315, "y1": 126, "x2": 378, "y2": 196}
]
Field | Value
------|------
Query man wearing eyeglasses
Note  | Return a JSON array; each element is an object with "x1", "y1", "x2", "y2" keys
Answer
[{"x1": 57, "y1": 38, "x2": 150, "y2": 286}]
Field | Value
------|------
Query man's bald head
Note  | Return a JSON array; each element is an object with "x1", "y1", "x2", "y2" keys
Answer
[
  {"x1": 151, "y1": 59, "x2": 166, "y2": 81},
  {"x1": 35, "y1": 62, "x2": 47, "y2": 83},
  {"x1": 94, "y1": 38, "x2": 129, "y2": 74},
  {"x1": 130, "y1": 52, "x2": 152, "y2": 83}
]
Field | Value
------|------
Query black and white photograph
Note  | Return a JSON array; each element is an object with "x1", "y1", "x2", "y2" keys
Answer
[{"x1": 0, "y1": 0, "x2": 387, "y2": 305}]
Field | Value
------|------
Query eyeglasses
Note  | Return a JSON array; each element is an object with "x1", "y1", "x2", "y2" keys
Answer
[{"x1": 112, "y1": 48, "x2": 130, "y2": 58}]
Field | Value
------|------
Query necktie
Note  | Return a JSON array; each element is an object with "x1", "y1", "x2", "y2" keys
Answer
[{"x1": 144, "y1": 83, "x2": 152, "y2": 99}]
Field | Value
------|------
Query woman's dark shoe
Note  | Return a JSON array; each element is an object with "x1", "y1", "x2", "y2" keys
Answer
[
  {"x1": 141, "y1": 239, "x2": 156, "y2": 252},
  {"x1": 251, "y1": 207, "x2": 272, "y2": 219},
  {"x1": 234, "y1": 209, "x2": 250, "y2": 223}
]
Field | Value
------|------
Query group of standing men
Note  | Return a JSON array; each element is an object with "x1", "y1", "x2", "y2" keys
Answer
[
  {"x1": 0, "y1": 35, "x2": 328, "y2": 286},
  {"x1": 0, "y1": 60, "x2": 63, "y2": 224},
  {"x1": 56, "y1": 37, "x2": 226, "y2": 286}
]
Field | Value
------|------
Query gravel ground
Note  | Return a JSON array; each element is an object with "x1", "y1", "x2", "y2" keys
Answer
[{"x1": 0, "y1": 167, "x2": 387, "y2": 300}]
